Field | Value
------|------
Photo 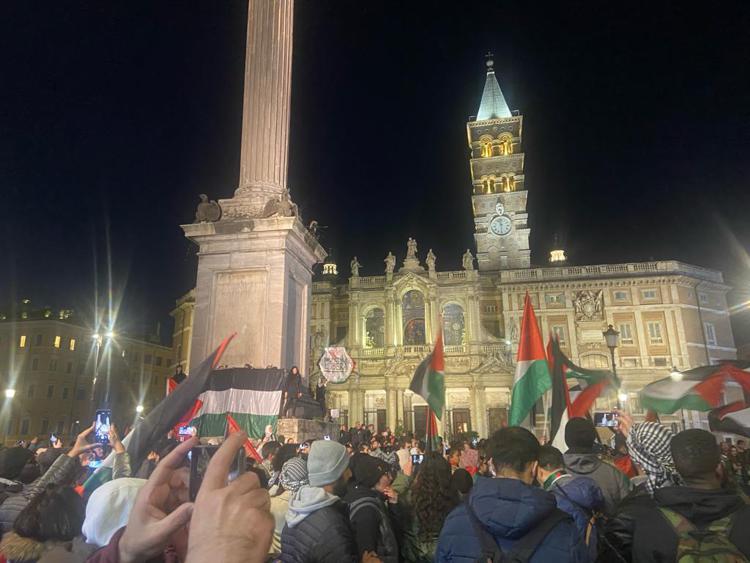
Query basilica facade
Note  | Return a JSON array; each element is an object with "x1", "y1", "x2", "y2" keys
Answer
[
  {"x1": 304, "y1": 59, "x2": 736, "y2": 439},
  {"x1": 173, "y1": 59, "x2": 737, "y2": 440}
]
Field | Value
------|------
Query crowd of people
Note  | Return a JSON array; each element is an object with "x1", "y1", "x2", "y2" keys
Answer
[{"x1": 0, "y1": 413, "x2": 747, "y2": 562}]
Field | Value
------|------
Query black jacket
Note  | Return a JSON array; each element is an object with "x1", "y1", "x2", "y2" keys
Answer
[
  {"x1": 599, "y1": 484, "x2": 655, "y2": 562},
  {"x1": 343, "y1": 485, "x2": 401, "y2": 563},
  {"x1": 0, "y1": 454, "x2": 78, "y2": 534},
  {"x1": 630, "y1": 486, "x2": 750, "y2": 562},
  {"x1": 280, "y1": 500, "x2": 358, "y2": 563}
]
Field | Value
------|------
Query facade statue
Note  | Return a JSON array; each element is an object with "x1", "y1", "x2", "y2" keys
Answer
[
  {"x1": 426, "y1": 249, "x2": 436, "y2": 272},
  {"x1": 406, "y1": 237, "x2": 418, "y2": 259},
  {"x1": 384, "y1": 252, "x2": 396, "y2": 274},
  {"x1": 462, "y1": 249, "x2": 475, "y2": 271},
  {"x1": 350, "y1": 257, "x2": 361, "y2": 277},
  {"x1": 261, "y1": 188, "x2": 298, "y2": 218},
  {"x1": 194, "y1": 194, "x2": 222, "y2": 223}
]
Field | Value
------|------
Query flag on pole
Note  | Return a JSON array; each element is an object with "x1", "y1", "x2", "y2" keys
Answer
[
  {"x1": 708, "y1": 402, "x2": 750, "y2": 438},
  {"x1": 226, "y1": 413, "x2": 263, "y2": 462},
  {"x1": 641, "y1": 362, "x2": 750, "y2": 414},
  {"x1": 410, "y1": 329, "x2": 446, "y2": 420},
  {"x1": 509, "y1": 293, "x2": 551, "y2": 427},
  {"x1": 548, "y1": 335, "x2": 571, "y2": 451}
]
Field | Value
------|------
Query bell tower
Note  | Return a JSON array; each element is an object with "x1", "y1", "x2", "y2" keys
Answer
[{"x1": 467, "y1": 55, "x2": 530, "y2": 271}]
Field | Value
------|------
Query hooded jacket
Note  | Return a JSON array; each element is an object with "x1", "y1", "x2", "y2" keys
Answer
[
  {"x1": 631, "y1": 486, "x2": 750, "y2": 562},
  {"x1": 280, "y1": 486, "x2": 358, "y2": 563},
  {"x1": 436, "y1": 476, "x2": 587, "y2": 563},
  {"x1": 564, "y1": 451, "x2": 632, "y2": 514}
]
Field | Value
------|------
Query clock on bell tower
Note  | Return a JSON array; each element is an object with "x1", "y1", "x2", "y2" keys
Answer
[{"x1": 467, "y1": 55, "x2": 530, "y2": 271}]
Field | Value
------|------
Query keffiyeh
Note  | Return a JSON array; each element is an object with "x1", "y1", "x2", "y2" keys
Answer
[
  {"x1": 626, "y1": 421, "x2": 681, "y2": 494},
  {"x1": 279, "y1": 457, "x2": 309, "y2": 493}
]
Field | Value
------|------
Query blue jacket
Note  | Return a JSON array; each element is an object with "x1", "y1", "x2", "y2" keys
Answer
[
  {"x1": 436, "y1": 476, "x2": 588, "y2": 563},
  {"x1": 548, "y1": 474, "x2": 604, "y2": 560}
]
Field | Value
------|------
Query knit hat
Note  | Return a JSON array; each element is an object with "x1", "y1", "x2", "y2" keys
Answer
[
  {"x1": 352, "y1": 453, "x2": 388, "y2": 488},
  {"x1": 565, "y1": 417, "x2": 597, "y2": 451},
  {"x1": 279, "y1": 457, "x2": 309, "y2": 493},
  {"x1": 83, "y1": 478, "x2": 146, "y2": 547},
  {"x1": 307, "y1": 440, "x2": 349, "y2": 487},
  {"x1": 0, "y1": 448, "x2": 34, "y2": 480}
]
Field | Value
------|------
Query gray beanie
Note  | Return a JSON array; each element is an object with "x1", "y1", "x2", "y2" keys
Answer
[
  {"x1": 308, "y1": 440, "x2": 349, "y2": 487},
  {"x1": 279, "y1": 457, "x2": 309, "y2": 492}
]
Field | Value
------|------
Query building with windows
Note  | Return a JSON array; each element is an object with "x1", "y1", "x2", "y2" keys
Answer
[
  {"x1": 0, "y1": 301, "x2": 174, "y2": 444},
  {"x1": 174, "y1": 58, "x2": 737, "y2": 439}
]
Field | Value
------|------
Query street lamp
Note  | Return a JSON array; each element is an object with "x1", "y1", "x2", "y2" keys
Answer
[
  {"x1": 670, "y1": 366, "x2": 683, "y2": 381},
  {"x1": 2, "y1": 388, "x2": 16, "y2": 445},
  {"x1": 135, "y1": 404, "x2": 144, "y2": 414},
  {"x1": 4, "y1": 389, "x2": 16, "y2": 399},
  {"x1": 603, "y1": 324, "x2": 621, "y2": 408}
]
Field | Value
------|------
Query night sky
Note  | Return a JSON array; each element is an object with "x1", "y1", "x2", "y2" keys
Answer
[{"x1": 3, "y1": 2, "x2": 750, "y2": 337}]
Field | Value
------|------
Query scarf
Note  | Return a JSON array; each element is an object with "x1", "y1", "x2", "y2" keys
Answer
[{"x1": 627, "y1": 421, "x2": 681, "y2": 494}]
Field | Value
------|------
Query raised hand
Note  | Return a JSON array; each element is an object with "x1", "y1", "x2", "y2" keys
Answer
[
  {"x1": 118, "y1": 437, "x2": 197, "y2": 563},
  {"x1": 185, "y1": 432, "x2": 274, "y2": 563},
  {"x1": 109, "y1": 423, "x2": 126, "y2": 454},
  {"x1": 67, "y1": 424, "x2": 100, "y2": 458}
]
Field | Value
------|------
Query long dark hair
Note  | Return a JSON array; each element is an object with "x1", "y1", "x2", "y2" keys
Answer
[
  {"x1": 412, "y1": 452, "x2": 458, "y2": 540},
  {"x1": 14, "y1": 484, "x2": 84, "y2": 542}
]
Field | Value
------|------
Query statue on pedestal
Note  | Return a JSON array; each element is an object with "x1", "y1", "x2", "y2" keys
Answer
[
  {"x1": 384, "y1": 252, "x2": 396, "y2": 274},
  {"x1": 194, "y1": 194, "x2": 222, "y2": 223},
  {"x1": 462, "y1": 249, "x2": 475, "y2": 271},
  {"x1": 426, "y1": 249, "x2": 437, "y2": 273},
  {"x1": 350, "y1": 257, "x2": 361, "y2": 277},
  {"x1": 406, "y1": 237, "x2": 418, "y2": 259}
]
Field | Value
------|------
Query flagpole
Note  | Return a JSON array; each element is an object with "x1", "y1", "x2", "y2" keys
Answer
[{"x1": 426, "y1": 407, "x2": 433, "y2": 454}]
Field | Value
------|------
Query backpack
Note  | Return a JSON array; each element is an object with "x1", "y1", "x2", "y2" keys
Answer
[
  {"x1": 463, "y1": 496, "x2": 570, "y2": 563},
  {"x1": 659, "y1": 507, "x2": 749, "y2": 563},
  {"x1": 349, "y1": 495, "x2": 399, "y2": 563}
]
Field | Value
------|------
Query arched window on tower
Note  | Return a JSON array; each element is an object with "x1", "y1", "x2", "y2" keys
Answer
[
  {"x1": 482, "y1": 177, "x2": 496, "y2": 194},
  {"x1": 364, "y1": 308, "x2": 385, "y2": 348},
  {"x1": 402, "y1": 290, "x2": 426, "y2": 345},
  {"x1": 502, "y1": 175, "x2": 516, "y2": 192},
  {"x1": 443, "y1": 304, "x2": 466, "y2": 346},
  {"x1": 481, "y1": 141, "x2": 492, "y2": 158},
  {"x1": 499, "y1": 134, "x2": 513, "y2": 156}
]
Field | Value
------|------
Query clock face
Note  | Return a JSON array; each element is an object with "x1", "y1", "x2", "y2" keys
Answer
[{"x1": 489, "y1": 215, "x2": 512, "y2": 236}]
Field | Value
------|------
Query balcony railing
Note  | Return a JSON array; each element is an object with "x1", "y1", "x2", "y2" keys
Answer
[{"x1": 499, "y1": 260, "x2": 723, "y2": 284}]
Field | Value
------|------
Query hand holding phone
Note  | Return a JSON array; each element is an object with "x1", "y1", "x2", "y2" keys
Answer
[
  {"x1": 189, "y1": 444, "x2": 245, "y2": 501},
  {"x1": 94, "y1": 409, "x2": 112, "y2": 445}
]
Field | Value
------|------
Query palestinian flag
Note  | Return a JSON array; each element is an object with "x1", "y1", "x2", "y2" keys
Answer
[
  {"x1": 708, "y1": 402, "x2": 750, "y2": 438},
  {"x1": 509, "y1": 293, "x2": 551, "y2": 427},
  {"x1": 564, "y1": 361, "x2": 619, "y2": 419},
  {"x1": 410, "y1": 329, "x2": 446, "y2": 420},
  {"x1": 548, "y1": 335, "x2": 571, "y2": 452},
  {"x1": 226, "y1": 413, "x2": 263, "y2": 461},
  {"x1": 190, "y1": 367, "x2": 285, "y2": 439},
  {"x1": 640, "y1": 361, "x2": 750, "y2": 414}
]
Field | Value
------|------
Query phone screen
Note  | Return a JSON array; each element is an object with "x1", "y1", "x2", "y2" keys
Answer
[
  {"x1": 94, "y1": 409, "x2": 112, "y2": 444},
  {"x1": 50, "y1": 434, "x2": 58, "y2": 445},
  {"x1": 189, "y1": 445, "x2": 245, "y2": 501},
  {"x1": 411, "y1": 454, "x2": 424, "y2": 465},
  {"x1": 594, "y1": 412, "x2": 619, "y2": 428}
]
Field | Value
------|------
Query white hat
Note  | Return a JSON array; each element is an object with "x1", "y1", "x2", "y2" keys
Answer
[{"x1": 83, "y1": 478, "x2": 146, "y2": 547}]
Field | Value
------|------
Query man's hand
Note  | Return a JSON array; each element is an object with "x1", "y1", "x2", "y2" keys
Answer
[
  {"x1": 67, "y1": 424, "x2": 100, "y2": 458},
  {"x1": 617, "y1": 410, "x2": 634, "y2": 438},
  {"x1": 109, "y1": 424, "x2": 126, "y2": 454},
  {"x1": 118, "y1": 437, "x2": 197, "y2": 563},
  {"x1": 383, "y1": 486, "x2": 398, "y2": 504},
  {"x1": 362, "y1": 551, "x2": 382, "y2": 563},
  {"x1": 186, "y1": 432, "x2": 274, "y2": 563}
]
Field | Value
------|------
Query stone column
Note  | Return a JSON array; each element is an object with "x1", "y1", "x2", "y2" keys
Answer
[
  {"x1": 396, "y1": 388, "x2": 404, "y2": 431},
  {"x1": 386, "y1": 384, "x2": 398, "y2": 431},
  {"x1": 234, "y1": 0, "x2": 294, "y2": 214},
  {"x1": 473, "y1": 383, "x2": 487, "y2": 437}
]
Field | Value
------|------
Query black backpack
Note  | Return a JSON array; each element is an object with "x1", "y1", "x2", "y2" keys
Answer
[{"x1": 463, "y1": 496, "x2": 570, "y2": 563}]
